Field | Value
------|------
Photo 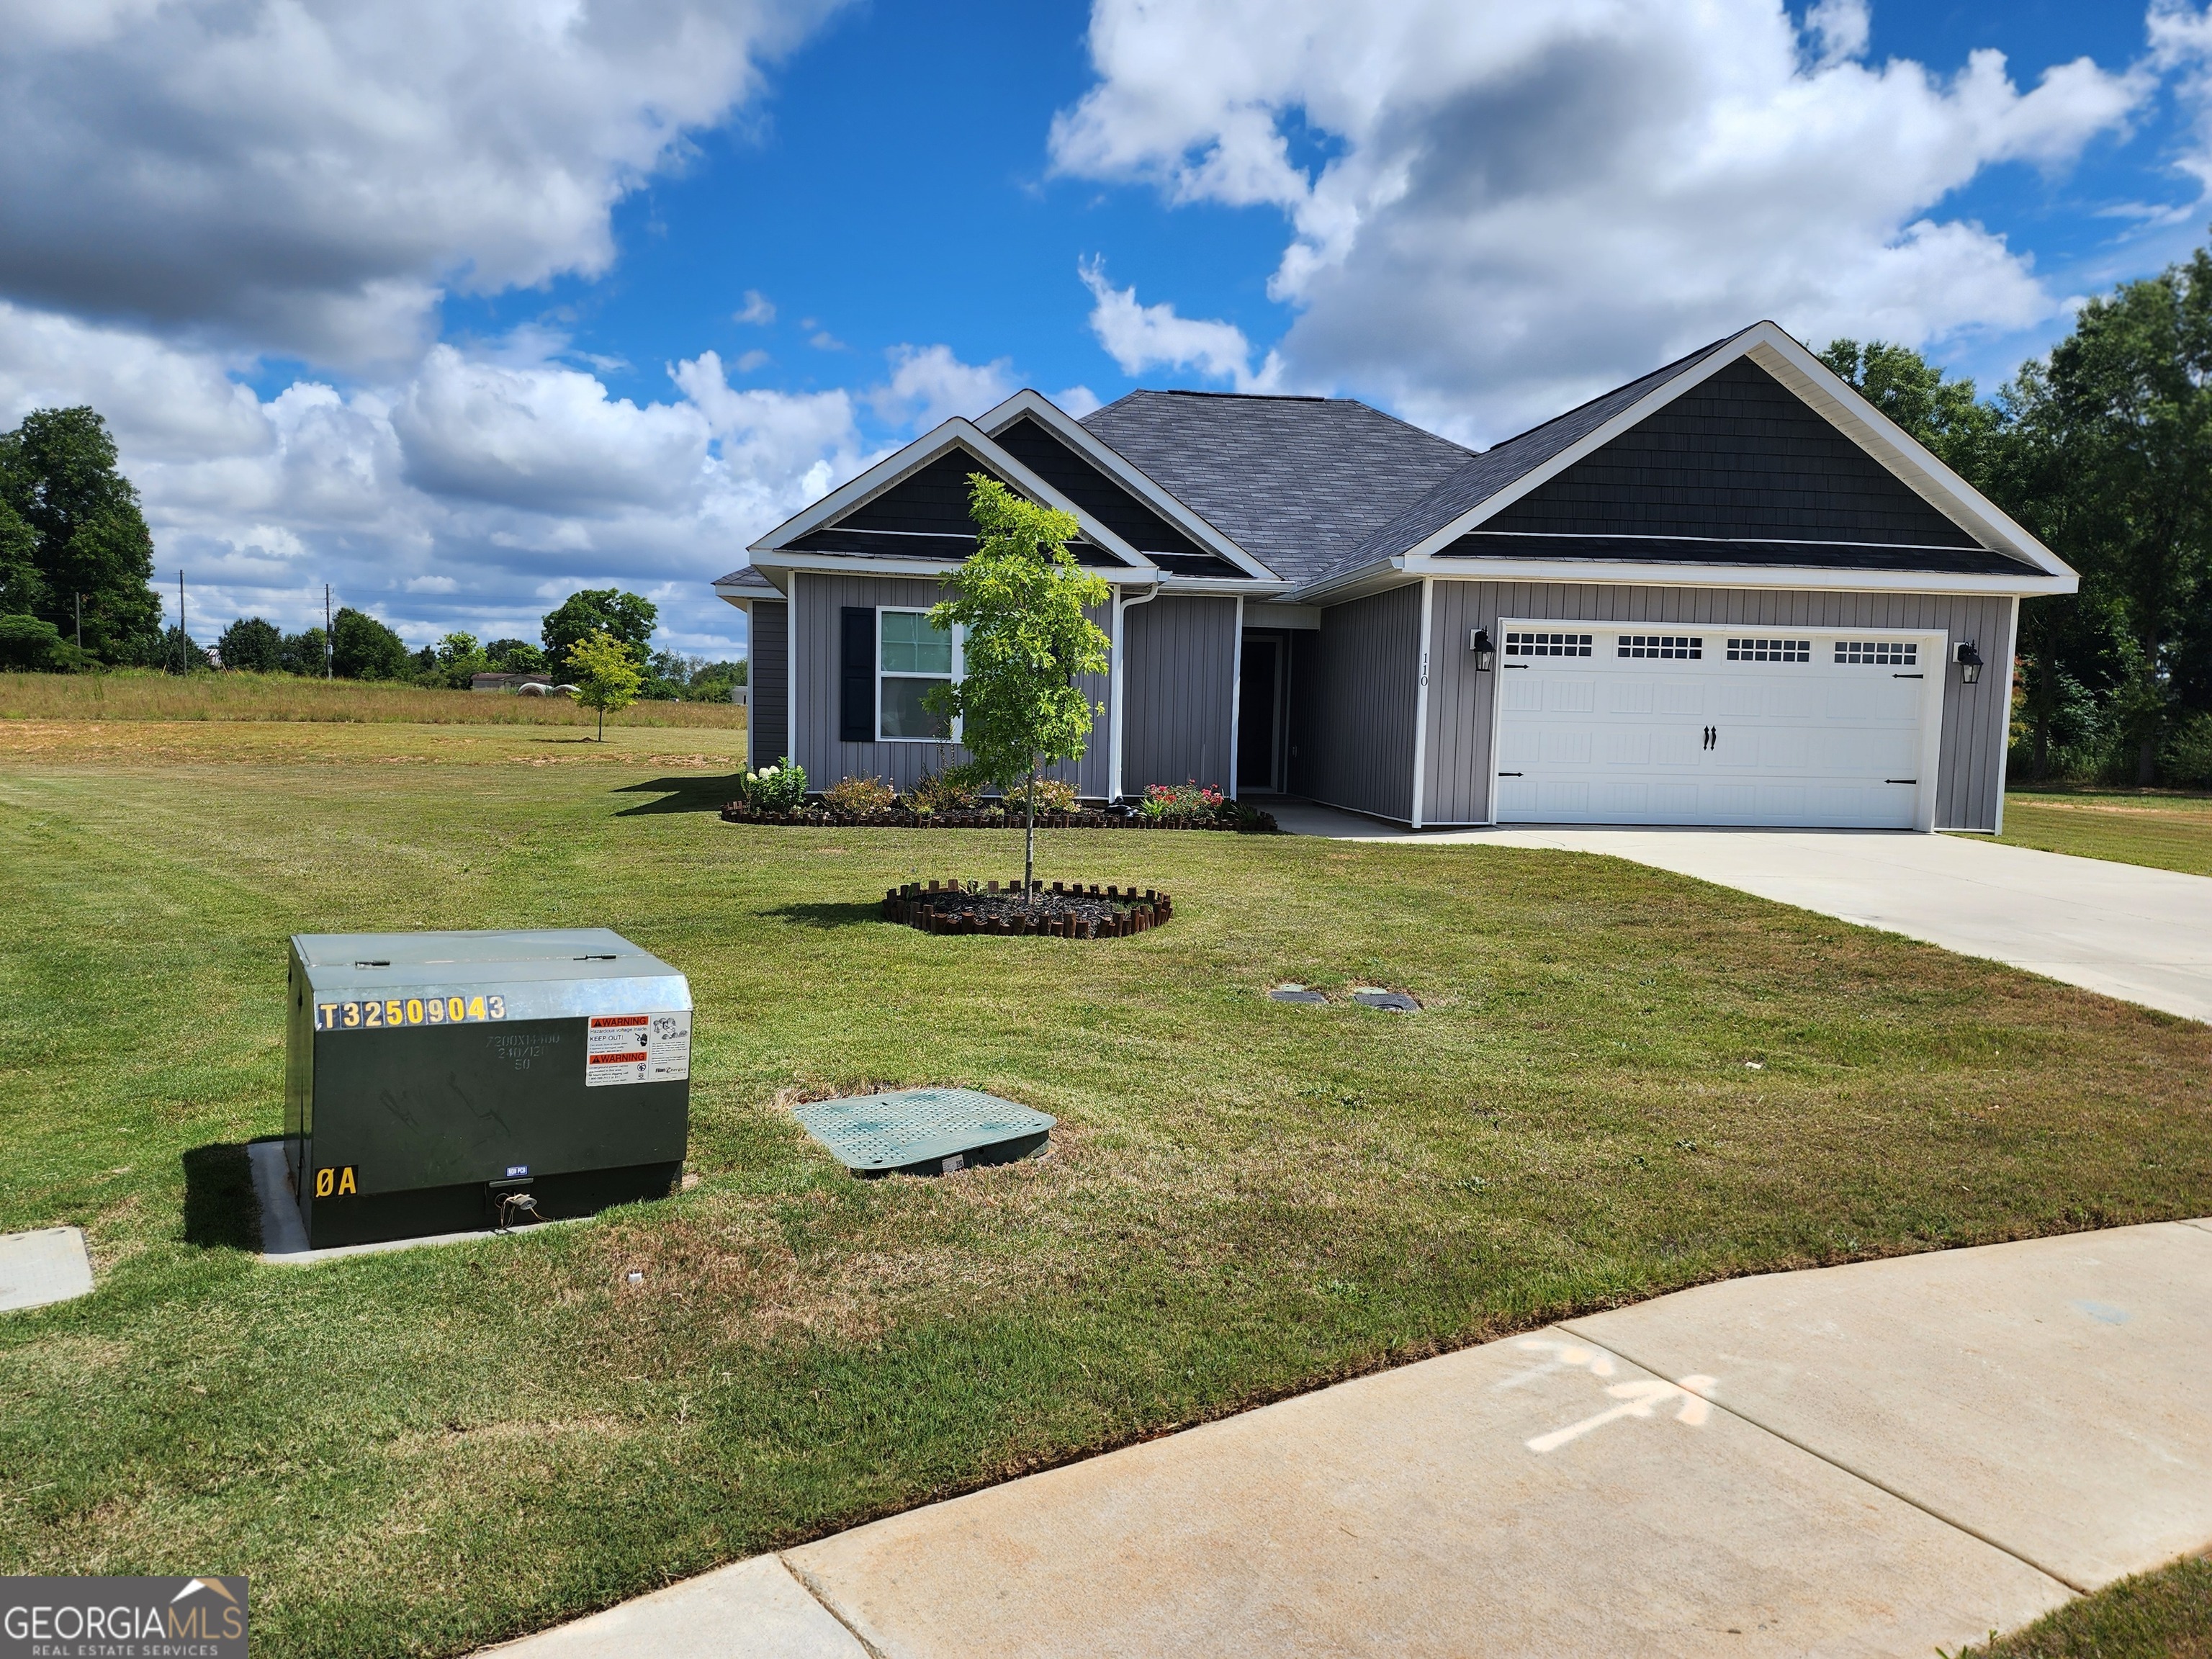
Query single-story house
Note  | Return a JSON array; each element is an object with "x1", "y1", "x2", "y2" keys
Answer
[{"x1": 712, "y1": 321, "x2": 2075, "y2": 832}]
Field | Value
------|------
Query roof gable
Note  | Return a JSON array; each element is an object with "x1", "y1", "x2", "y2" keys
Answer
[
  {"x1": 1481, "y1": 356, "x2": 1977, "y2": 547},
  {"x1": 1081, "y1": 390, "x2": 1472, "y2": 585},
  {"x1": 1308, "y1": 320, "x2": 2072, "y2": 592},
  {"x1": 989, "y1": 413, "x2": 1236, "y2": 574},
  {"x1": 748, "y1": 418, "x2": 1150, "y2": 571}
]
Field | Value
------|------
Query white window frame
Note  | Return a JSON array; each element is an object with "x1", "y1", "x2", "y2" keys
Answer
[{"x1": 876, "y1": 606, "x2": 963, "y2": 744}]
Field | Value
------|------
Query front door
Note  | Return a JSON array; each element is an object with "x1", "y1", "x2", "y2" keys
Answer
[{"x1": 1238, "y1": 634, "x2": 1284, "y2": 793}]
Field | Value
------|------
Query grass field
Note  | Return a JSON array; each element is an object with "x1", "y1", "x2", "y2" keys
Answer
[
  {"x1": 1957, "y1": 1553, "x2": 2212, "y2": 1658},
  {"x1": 4, "y1": 715, "x2": 2211, "y2": 1658},
  {"x1": 1997, "y1": 788, "x2": 2212, "y2": 878},
  {"x1": 0, "y1": 669, "x2": 750, "y2": 732}
]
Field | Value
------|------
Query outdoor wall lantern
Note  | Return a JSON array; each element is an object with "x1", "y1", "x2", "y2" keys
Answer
[
  {"x1": 1955, "y1": 640, "x2": 1984, "y2": 685},
  {"x1": 1470, "y1": 627, "x2": 1496, "y2": 672}
]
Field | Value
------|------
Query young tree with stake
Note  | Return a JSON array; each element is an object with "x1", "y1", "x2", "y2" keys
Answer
[{"x1": 927, "y1": 476, "x2": 1111, "y2": 904}]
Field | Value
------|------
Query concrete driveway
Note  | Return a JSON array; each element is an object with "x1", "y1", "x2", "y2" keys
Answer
[{"x1": 1269, "y1": 805, "x2": 2212, "y2": 1024}]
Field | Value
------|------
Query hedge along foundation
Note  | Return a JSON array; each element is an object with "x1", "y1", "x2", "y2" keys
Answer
[{"x1": 884, "y1": 879, "x2": 1173, "y2": 939}]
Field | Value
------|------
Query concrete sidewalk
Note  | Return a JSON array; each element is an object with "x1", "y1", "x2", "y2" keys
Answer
[
  {"x1": 482, "y1": 1219, "x2": 2212, "y2": 1658},
  {"x1": 1271, "y1": 806, "x2": 2212, "y2": 1025}
]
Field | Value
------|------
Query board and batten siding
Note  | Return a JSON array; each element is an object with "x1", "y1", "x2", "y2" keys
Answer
[
  {"x1": 1286, "y1": 584, "x2": 1422, "y2": 822},
  {"x1": 789, "y1": 571, "x2": 1115, "y2": 798},
  {"x1": 1120, "y1": 595, "x2": 1239, "y2": 793},
  {"x1": 1419, "y1": 581, "x2": 2018, "y2": 831},
  {"x1": 747, "y1": 599, "x2": 788, "y2": 769}
]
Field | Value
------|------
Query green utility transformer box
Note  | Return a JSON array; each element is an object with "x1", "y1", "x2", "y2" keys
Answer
[{"x1": 284, "y1": 929, "x2": 691, "y2": 1249}]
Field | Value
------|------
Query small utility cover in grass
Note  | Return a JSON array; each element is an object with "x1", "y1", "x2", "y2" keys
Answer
[
  {"x1": 1269, "y1": 984, "x2": 1329, "y2": 1004},
  {"x1": 1351, "y1": 988, "x2": 1419, "y2": 1012},
  {"x1": 0, "y1": 1227, "x2": 94, "y2": 1312},
  {"x1": 794, "y1": 1088, "x2": 1056, "y2": 1177}
]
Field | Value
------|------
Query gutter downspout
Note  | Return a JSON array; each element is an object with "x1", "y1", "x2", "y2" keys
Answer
[
  {"x1": 1227, "y1": 594, "x2": 1245, "y2": 800},
  {"x1": 1408, "y1": 577, "x2": 1434, "y2": 829},
  {"x1": 1109, "y1": 583, "x2": 1161, "y2": 803}
]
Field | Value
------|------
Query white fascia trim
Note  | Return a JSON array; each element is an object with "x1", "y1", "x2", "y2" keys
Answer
[
  {"x1": 1395, "y1": 320, "x2": 2073, "y2": 580},
  {"x1": 1403, "y1": 554, "x2": 2076, "y2": 598},
  {"x1": 747, "y1": 549, "x2": 1160, "y2": 588},
  {"x1": 977, "y1": 389, "x2": 1280, "y2": 582},
  {"x1": 1156, "y1": 575, "x2": 1291, "y2": 597},
  {"x1": 747, "y1": 417, "x2": 1156, "y2": 573}
]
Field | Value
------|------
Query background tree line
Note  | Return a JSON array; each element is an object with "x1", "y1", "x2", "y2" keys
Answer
[
  {"x1": 0, "y1": 413, "x2": 741, "y2": 701},
  {"x1": 1820, "y1": 239, "x2": 2212, "y2": 788}
]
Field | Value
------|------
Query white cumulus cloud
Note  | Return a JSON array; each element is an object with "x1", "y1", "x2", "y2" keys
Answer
[
  {"x1": 1079, "y1": 259, "x2": 1280, "y2": 390},
  {"x1": 1051, "y1": 0, "x2": 2152, "y2": 439}
]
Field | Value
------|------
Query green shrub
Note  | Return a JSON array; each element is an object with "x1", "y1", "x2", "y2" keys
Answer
[
  {"x1": 907, "y1": 766, "x2": 982, "y2": 814},
  {"x1": 824, "y1": 775, "x2": 895, "y2": 814},
  {"x1": 737, "y1": 756, "x2": 808, "y2": 812},
  {"x1": 1139, "y1": 781, "x2": 1226, "y2": 822},
  {"x1": 2164, "y1": 711, "x2": 2212, "y2": 788},
  {"x1": 1029, "y1": 777, "x2": 1078, "y2": 812}
]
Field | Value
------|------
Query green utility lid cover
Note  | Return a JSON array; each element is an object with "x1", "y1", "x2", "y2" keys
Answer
[
  {"x1": 291, "y1": 928, "x2": 690, "y2": 1023},
  {"x1": 793, "y1": 1089, "x2": 1055, "y2": 1172}
]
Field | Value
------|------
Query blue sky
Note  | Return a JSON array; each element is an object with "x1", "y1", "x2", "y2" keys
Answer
[{"x1": 2, "y1": 0, "x2": 2208, "y2": 661}]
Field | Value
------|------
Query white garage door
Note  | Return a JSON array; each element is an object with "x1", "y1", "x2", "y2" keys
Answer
[{"x1": 1491, "y1": 622, "x2": 1944, "y2": 830}]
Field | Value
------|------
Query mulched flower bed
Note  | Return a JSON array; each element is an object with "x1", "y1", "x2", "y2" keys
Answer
[
  {"x1": 884, "y1": 879, "x2": 1173, "y2": 938},
  {"x1": 721, "y1": 802, "x2": 1275, "y2": 832}
]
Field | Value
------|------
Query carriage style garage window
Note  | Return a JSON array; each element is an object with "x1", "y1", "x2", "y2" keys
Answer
[
  {"x1": 1618, "y1": 634, "x2": 1702, "y2": 660},
  {"x1": 878, "y1": 608, "x2": 957, "y2": 740},
  {"x1": 1506, "y1": 631, "x2": 1593, "y2": 657},
  {"x1": 1726, "y1": 637, "x2": 1811, "y2": 662},
  {"x1": 1835, "y1": 640, "x2": 1919, "y2": 666}
]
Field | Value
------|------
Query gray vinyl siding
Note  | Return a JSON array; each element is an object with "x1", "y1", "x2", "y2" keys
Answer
[
  {"x1": 1420, "y1": 581, "x2": 2016, "y2": 831},
  {"x1": 1120, "y1": 595, "x2": 1238, "y2": 793},
  {"x1": 790, "y1": 571, "x2": 1115, "y2": 798},
  {"x1": 1290, "y1": 585, "x2": 1422, "y2": 822},
  {"x1": 748, "y1": 600, "x2": 788, "y2": 768}
]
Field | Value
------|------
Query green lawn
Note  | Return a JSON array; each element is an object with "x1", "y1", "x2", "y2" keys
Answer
[
  {"x1": 4, "y1": 719, "x2": 2211, "y2": 1658},
  {"x1": 1956, "y1": 1554, "x2": 2212, "y2": 1658},
  {"x1": 1995, "y1": 788, "x2": 2212, "y2": 878}
]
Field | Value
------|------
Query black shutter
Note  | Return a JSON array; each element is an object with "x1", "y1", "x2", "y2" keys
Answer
[{"x1": 839, "y1": 607, "x2": 874, "y2": 743}]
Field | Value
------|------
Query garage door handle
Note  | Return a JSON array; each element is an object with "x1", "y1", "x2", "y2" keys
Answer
[
  {"x1": 1496, "y1": 771, "x2": 1523, "y2": 778},
  {"x1": 1886, "y1": 778, "x2": 1917, "y2": 785},
  {"x1": 1702, "y1": 726, "x2": 1716, "y2": 750}
]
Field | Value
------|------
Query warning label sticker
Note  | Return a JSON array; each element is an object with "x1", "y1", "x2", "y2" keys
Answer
[{"x1": 585, "y1": 1011, "x2": 691, "y2": 1087}]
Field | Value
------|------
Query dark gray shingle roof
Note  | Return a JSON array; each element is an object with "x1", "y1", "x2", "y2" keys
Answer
[
  {"x1": 713, "y1": 564, "x2": 776, "y2": 590},
  {"x1": 1080, "y1": 391, "x2": 1474, "y2": 585},
  {"x1": 1329, "y1": 331, "x2": 1746, "y2": 583}
]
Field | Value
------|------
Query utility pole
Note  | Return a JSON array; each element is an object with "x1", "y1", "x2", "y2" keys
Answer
[
  {"x1": 177, "y1": 569, "x2": 186, "y2": 674},
  {"x1": 73, "y1": 593, "x2": 82, "y2": 652},
  {"x1": 325, "y1": 584, "x2": 333, "y2": 679}
]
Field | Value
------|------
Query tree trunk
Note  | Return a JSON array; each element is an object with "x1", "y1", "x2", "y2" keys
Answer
[
  {"x1": 2139, "y1": 734, "x2": 2157, "y2": 788},
  {"x1": 1024, "y1": 765, "x2": 1037, "y2": 907},
  {"x1": 598, "y1": 703, "x2": 604, "y2": 742}
]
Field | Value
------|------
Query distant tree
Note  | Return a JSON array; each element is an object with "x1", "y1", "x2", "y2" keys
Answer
[
  {"x1": 279, "y1": 626, "x2": 328, "y2": 678},
  {"x1": 565, "y1": 629, "x2": 642, "y2": 740},
  {"x1": 542, "y1": 589, "x2": 657, "y2": 670},
  {"x1": 1819, "y1": 339, "x2": 2001, "y2": 482},
  {"x1": 2000, "y1": 250, "x2": 2212, "y2": 784},
  {"x1": 0, "y1": 407, "x2": 163, "y2": 662},
  {"x1": 217, "y1": 616, "x2": 283, "y2": 673},
  {"x1": 427, "y1": 631, "x2": 490, "y2": 689},
  {"x1": 1, "y1": 499, "x2": 42, "y2": 617},
  {"x1": 926, "y1": 475, "x2": 1111, "y2": 901},
  {"x1": 485, "y1": 637, "x2": 545, "y2": 674},
  {"x1": 329, "y1": 607, "x2": 411, "y2": 679},
  {"x1": 157, "y1": 624, "x2": 208, "y2": 673},
  {"x1": 0, "y1": 613, "x2": 94, "y2": 672}
]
